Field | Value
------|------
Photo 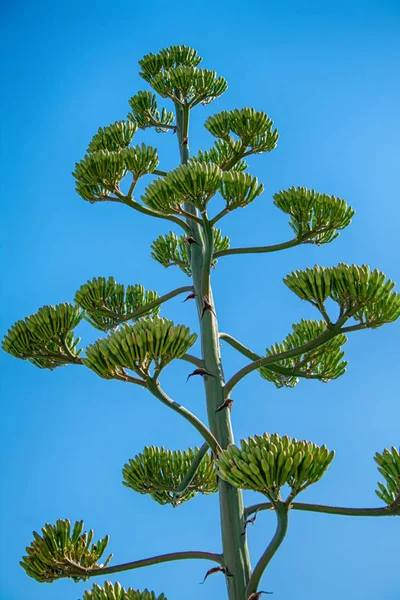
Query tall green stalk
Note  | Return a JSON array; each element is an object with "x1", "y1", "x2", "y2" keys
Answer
[
  {"x1": 175, "y1": 102, "x2": 252, "y2": 600},
  {"x1": 5, "y1": 45, "x2": 400, "y2": 600}
]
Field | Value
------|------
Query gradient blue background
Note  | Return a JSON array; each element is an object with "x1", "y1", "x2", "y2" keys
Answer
[{"x1": 1, "y1": 1, "x2": 399, "y2": 599}]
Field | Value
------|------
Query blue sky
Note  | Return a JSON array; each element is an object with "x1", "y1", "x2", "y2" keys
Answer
[{"x1": 1, "y1": 1, "x2": 399, "y2": 599}]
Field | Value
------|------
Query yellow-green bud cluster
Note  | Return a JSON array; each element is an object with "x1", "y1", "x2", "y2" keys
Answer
[
  {"x1": 284, "y1": 264, "x2": 399, "y2": 327},
  {"x1": 83, "y1": 581, "x2": 167, "y2": 600},
  {"x1": 73, "y1": 142, "x2": 159, "y2": 203},
  {"x1": 220, "y1": 172, "x2": 264, "y2": 210},
  {"x1": 374, "y1": 446, "x2": 400, "y2": 505},
  {"x1": 151, "y1": 228, "x2": 229, "y2": 276},
  {"x1": 190, "y1": 139, "x2": 248, "y2": 172},
  {"x1": 75, "y1": 277, "x2": 159, "y2": 332},
  {"x1": 143, "y1": 163, "x2": 263, "y2": 215},
  {"x1": 122, "y1": 446, "x2": 217, "y2": 506},
  {"x1": 166, "y1": 163, "x2": 224, "y2": 209},
  {"x1": 204, "y1": 108, "x2": 279, "y2": 153},
  {"x1": 87, "y1": 121, "x2": 138, "y2": 153},
  {"x1": 143, "y1": 163, "x2": 223, "y2": 214},
  {"x1": 21, "y1": 519, "x2": 112, "y2": 583},
  {"x1": 273, "y1": 186, "x2": 354, "y2": 245},
  {"x1": 259, "y1": 319, "x2": 347, "y2": 388},
  {"x1": 2, "y1": 303, "x2": 82, "y2": 369},
  {"x1": 141, "y1": 177, "x2": 182, "y2": 215},
  {"x1": 83, "y1": 317, "x2": 197, "y2": 379},
  {"x1": 138, "y1": 46, "x2": 224, "y2": 107},
  {"x1": 139, "y1": 45, "x2": 202, "y2": 82},
  {"x1": 74, "y1": 150, "x2": 126, "y2": 190},
  {"x1": 216, "y1": 433, "x2": 335, "y2": 500},
  {"x1": 128, "y1": 91, "x2": 174, "y2": 132},
  {"x1": 150, "y1": 66, "x2": 227, "y2": 107},
  {"x1": 121, "y1": 144, "x2": 159, "y2": 179}
]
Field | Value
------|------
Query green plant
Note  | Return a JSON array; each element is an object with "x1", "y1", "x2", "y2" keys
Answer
[{"x1": 3, "y1": 45, "x2": 400, "y2": 600}]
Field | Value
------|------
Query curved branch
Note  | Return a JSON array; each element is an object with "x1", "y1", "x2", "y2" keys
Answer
[
  {"x1": 175, "y1": 206, "x2": 204, "y2": 226},
  {"x1": 213, "y1": 224, "x2": 346, "y2": 259},
  {"x1": 210, "y1": 207, "x2": 231, "y2": 226},
  {"x1": 244, "y1": 500, "x2": 400, "y2": 519},
  {"x1": 146, "y1": 378, "x2": 222, "y2": 454},
  {"x1": 179, "y1": 353, "x2": 204, "y2": 369},
  {"x1": 224, "y1": 320, "x2": 347, "y2": 397},
  {"x1": 111, "y1": 191, "x2": 192, "y2": 235},
  {"x1": 125, "y1": 286, "x2": 193, "y2": 321},
  {"x1": 219, "y1": 332, "x2": 327, "y2": 382},
  {"x1": 246, "y1": 503, "x2": 289, "y2": 598},
  {"x1": 27, "y1": 352, "x2": 83, "y2": 366},
  {"x1": 83, "y1": 550, "x2": 223, "y2": 579},
  {"x1": 214, "y1": 237, "x2": 302, "y2": 257},
  {"x1": 90, "y1": 286, "x2": 193, "y2": 325},
  {"x1": 174, "y1": 442, "x2": 210, "y2": 498}
]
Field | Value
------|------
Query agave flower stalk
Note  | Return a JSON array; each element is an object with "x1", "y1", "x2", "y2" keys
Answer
[
  {"x1": 173, "y1": 100, "x2": 252, "y2": 599},
  {"x1": 3, "y1": 45, "x2": 400, "y2": 600}
]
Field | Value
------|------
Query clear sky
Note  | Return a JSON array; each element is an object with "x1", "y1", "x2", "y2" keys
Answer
[{"x1": 1, "y1": 1, "x2": 399, "y2": 600}]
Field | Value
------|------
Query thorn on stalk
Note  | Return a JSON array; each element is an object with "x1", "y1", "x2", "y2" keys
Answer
[
  {"x1": 182, "y1": 137, "x2": 189, "y2": 145},
  {"x1": 200, "y1": 566, "x2": 233, "y2": 584},
  {"x1": 247, "y1": 592, "x2": 273, "y2": 599},
  {"x1": 184, "y1": 236, "x2": 200, "y2": 246},
  {"x1": 183, "y1": 292, "x2": 196, "y2": 302},
  {"x1": 201, "y1": 296, "x2": 216, "y2": 319},
  {"x1": 186, "y1": 368, "x2": 215, "y2": 382},
  {"x1": 215, "y1": 398, "x2": 234, "y2": 413},
  {"x1": 172, "y1": 126, "x2": 177, "y2": 134},
  {"x1": 241, "y1": 507, "x2": 260, "y2": 536}
]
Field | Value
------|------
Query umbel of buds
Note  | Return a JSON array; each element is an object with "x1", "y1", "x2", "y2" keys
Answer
[
  {"x1": 21, "y1": 519, "x2": 112, "y2": 583},
  {"x1": 122, "y1": 446, "x2": 218, "y2": 506},
  {"x1": 74, "y1": 276, "x2": 160, "y2": 332},
  {"x1": 83, "y1": 581, "x2": 167, "y2": 600},
  {"x1": 2, "y1": 303, "x2": 83, "y2": 369},
  {"x1": 216, "y1": 433, "x2": 335, "y2": 501},
  {"x1": 374, "y1": 446, "x2": 400, "y2": 505},
  {"x1": 83, "y1": 316, "x2": 197, "y2": 379}
]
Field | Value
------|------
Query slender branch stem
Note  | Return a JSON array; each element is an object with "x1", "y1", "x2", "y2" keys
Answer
[
  {"x1": 153, "y1": 169, "x2": 168, "y2": 177},
  {"x1": 122, "y1": 373, "x2": 147, "y2": 386},
  {"x1": 179, "y1": 353, "x2": 204, "y2": 368},
  {"x1": 124, "y1": 286, "x2": 193, "y2": 322},
  {"x1": 146, "y1": 378, "x2": 221, "y2": 454},
  {"x1": 214, "y1": 237, "x2": 302, "y2": 258},
  {"x1": 127, "y1": 177, "x2": 137, "y2": 198},
  {"x1": 246, "y1": 503, "x2": 289, "y2": 598},
  {"x1": 210, "y1": 207, "x2": 231, "y2": 226},
  {"x1": 244, "y1": 500, "x2": 400, "y2": 519},
  {"x1": 29, "y1": 352, "x2": 83, "y2": 366},
  {"x1": 340, "y1": 323, "x2": 371, "y2": 333},
  {"x1": 86, "y1": 550, "x2": 223, "y2": 578},
  {"x1": 112, "y1": 190, "x2": 192, "y2": 235},
  {"x1": 144, "y1": 110, "x2": 176, "y2": 131},
  {"x1": 222, "y1": 141, "x2": 246, "y2": 172},
  {"x1": 224, "y1": 320, "x2": 347, "y2": 397},
  {"x1": 92, "y1": 286, "x2": 193, "y2": 324},
  {"x1": 175, "y1": 207, "x2": 204, "y2": 225},
  {"x1": 219, "y1": 332, "x2": 327, "y2": 381},
  {"x1": 213, "y1": 220, "x2": 350, "y2": 257},
  {"x1": 174, "y1": 442, "x2": 210, "y2": 497}
]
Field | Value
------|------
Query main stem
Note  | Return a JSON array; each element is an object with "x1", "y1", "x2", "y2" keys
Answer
[{"x1": 175, "y1": 102, "x2": 252, "y2": 600}]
